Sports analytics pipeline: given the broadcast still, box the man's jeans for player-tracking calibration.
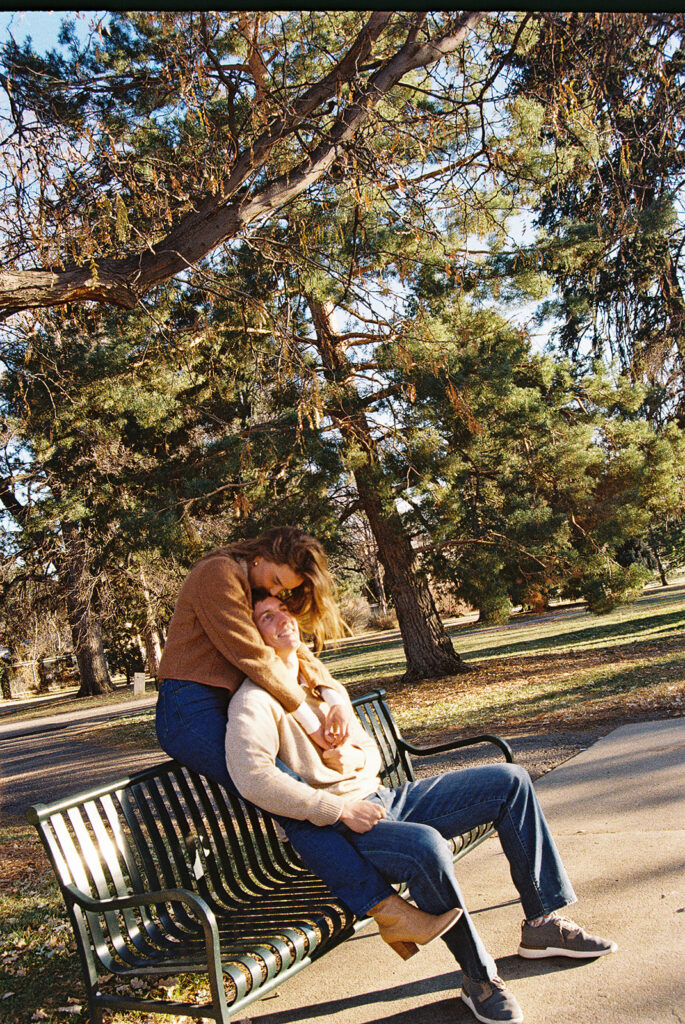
[155,678,394,915]
[335,769,577,981]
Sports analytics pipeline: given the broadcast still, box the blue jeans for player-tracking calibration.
[155,678,394,915]
[335,768,577,981]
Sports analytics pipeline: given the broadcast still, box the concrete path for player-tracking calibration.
[0,697,160,822]
[0,694,157,741]
[239,718,685,1024]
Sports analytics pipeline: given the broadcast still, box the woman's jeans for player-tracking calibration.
[337,769,577,981]
[155,678,394,915]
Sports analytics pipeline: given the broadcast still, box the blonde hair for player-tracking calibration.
[226,527,347,651]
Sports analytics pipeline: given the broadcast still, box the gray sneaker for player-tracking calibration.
[461,974,524,1024]
[518,914,618,959]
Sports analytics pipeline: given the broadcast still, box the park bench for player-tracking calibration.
[26,688,513,1024]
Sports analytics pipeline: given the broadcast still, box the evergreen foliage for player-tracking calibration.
[1,12,684,690]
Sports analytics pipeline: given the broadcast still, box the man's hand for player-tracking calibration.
[339,799,386,833]
[322,743,365,774]
[323,703,351,747]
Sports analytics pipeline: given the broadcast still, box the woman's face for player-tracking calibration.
[249,558,304,597]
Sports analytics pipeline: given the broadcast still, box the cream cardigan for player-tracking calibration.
[225,672,382,826]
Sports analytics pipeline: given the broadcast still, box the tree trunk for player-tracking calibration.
[65,580,112,696]
[648,531,669,587]
[354,470,468,681]
[140,566,163,676]
[61,524,113,696]
[374,564,389,618]
[309,297,467,682]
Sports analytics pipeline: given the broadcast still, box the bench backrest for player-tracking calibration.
[351,688,414,787]
[25,689,409,972]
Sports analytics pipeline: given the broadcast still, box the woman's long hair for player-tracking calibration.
[225,527,348,651]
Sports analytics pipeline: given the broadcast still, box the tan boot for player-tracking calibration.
[369,894,462,960]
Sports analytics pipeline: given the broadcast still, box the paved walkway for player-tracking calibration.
[0,694,157,741]
[241,718,685,1024]
[0,695,163,822]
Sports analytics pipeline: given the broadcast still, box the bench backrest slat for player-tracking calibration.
[352,690,414,787]
[99,792,145,894]
[171,769,236,909]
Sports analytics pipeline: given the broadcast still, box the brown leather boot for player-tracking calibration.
[369,894,462,960]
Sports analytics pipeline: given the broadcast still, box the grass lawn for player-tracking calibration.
[1,581,684,1023]
[323,580,685,739]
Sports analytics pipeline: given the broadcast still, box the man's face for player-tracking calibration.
[253,596,300,653]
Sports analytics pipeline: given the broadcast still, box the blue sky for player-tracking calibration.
[0,10,96,53]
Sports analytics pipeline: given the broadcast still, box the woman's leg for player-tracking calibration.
[156,677,236,789]
[341,808,497,982]
[155,679,394,915]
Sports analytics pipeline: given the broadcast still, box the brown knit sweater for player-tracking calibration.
[157,550,326,712]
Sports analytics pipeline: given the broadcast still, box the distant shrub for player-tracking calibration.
[339,594,373,633]
[580,556,652,615]
[369,610,398,631]
[432,589,472,618]
[479,595,513,625]
[521,588,550,615]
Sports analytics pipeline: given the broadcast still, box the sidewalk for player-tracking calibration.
[241,718,685,1024]
[0,693,157,741]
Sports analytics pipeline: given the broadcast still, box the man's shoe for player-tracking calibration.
[518,914,618,959]
[460,974,524,1024]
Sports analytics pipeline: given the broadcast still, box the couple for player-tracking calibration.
[156,527,616,1024]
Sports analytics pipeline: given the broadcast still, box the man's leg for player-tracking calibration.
[385,763,616,967]
[380,763,577,921]
[341,812,497,983]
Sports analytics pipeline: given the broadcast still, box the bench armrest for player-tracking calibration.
[397,733,514,763]
[63,882,217,925]
[62,883,227,1006]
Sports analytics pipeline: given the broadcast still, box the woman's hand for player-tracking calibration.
[308,724,332,750]
[322,743,365,774]
[339,799,386,833]
[323,703,351,747]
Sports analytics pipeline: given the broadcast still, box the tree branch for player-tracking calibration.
[0,11,483,319]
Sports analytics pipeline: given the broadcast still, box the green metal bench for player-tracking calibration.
[26,688,513,1023]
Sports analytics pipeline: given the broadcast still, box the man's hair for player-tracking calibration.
[250,587,273,609]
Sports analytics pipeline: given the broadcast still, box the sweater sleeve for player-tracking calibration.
[192,557,305,713]
[225,685,346,826]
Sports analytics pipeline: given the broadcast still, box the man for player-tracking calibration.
[225,593,617,1024]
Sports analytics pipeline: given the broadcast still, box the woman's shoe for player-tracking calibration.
[369,894,462,959]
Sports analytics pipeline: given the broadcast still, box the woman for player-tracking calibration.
[156,526,457,955]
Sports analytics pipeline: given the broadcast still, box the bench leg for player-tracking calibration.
[85,988,104,1024]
